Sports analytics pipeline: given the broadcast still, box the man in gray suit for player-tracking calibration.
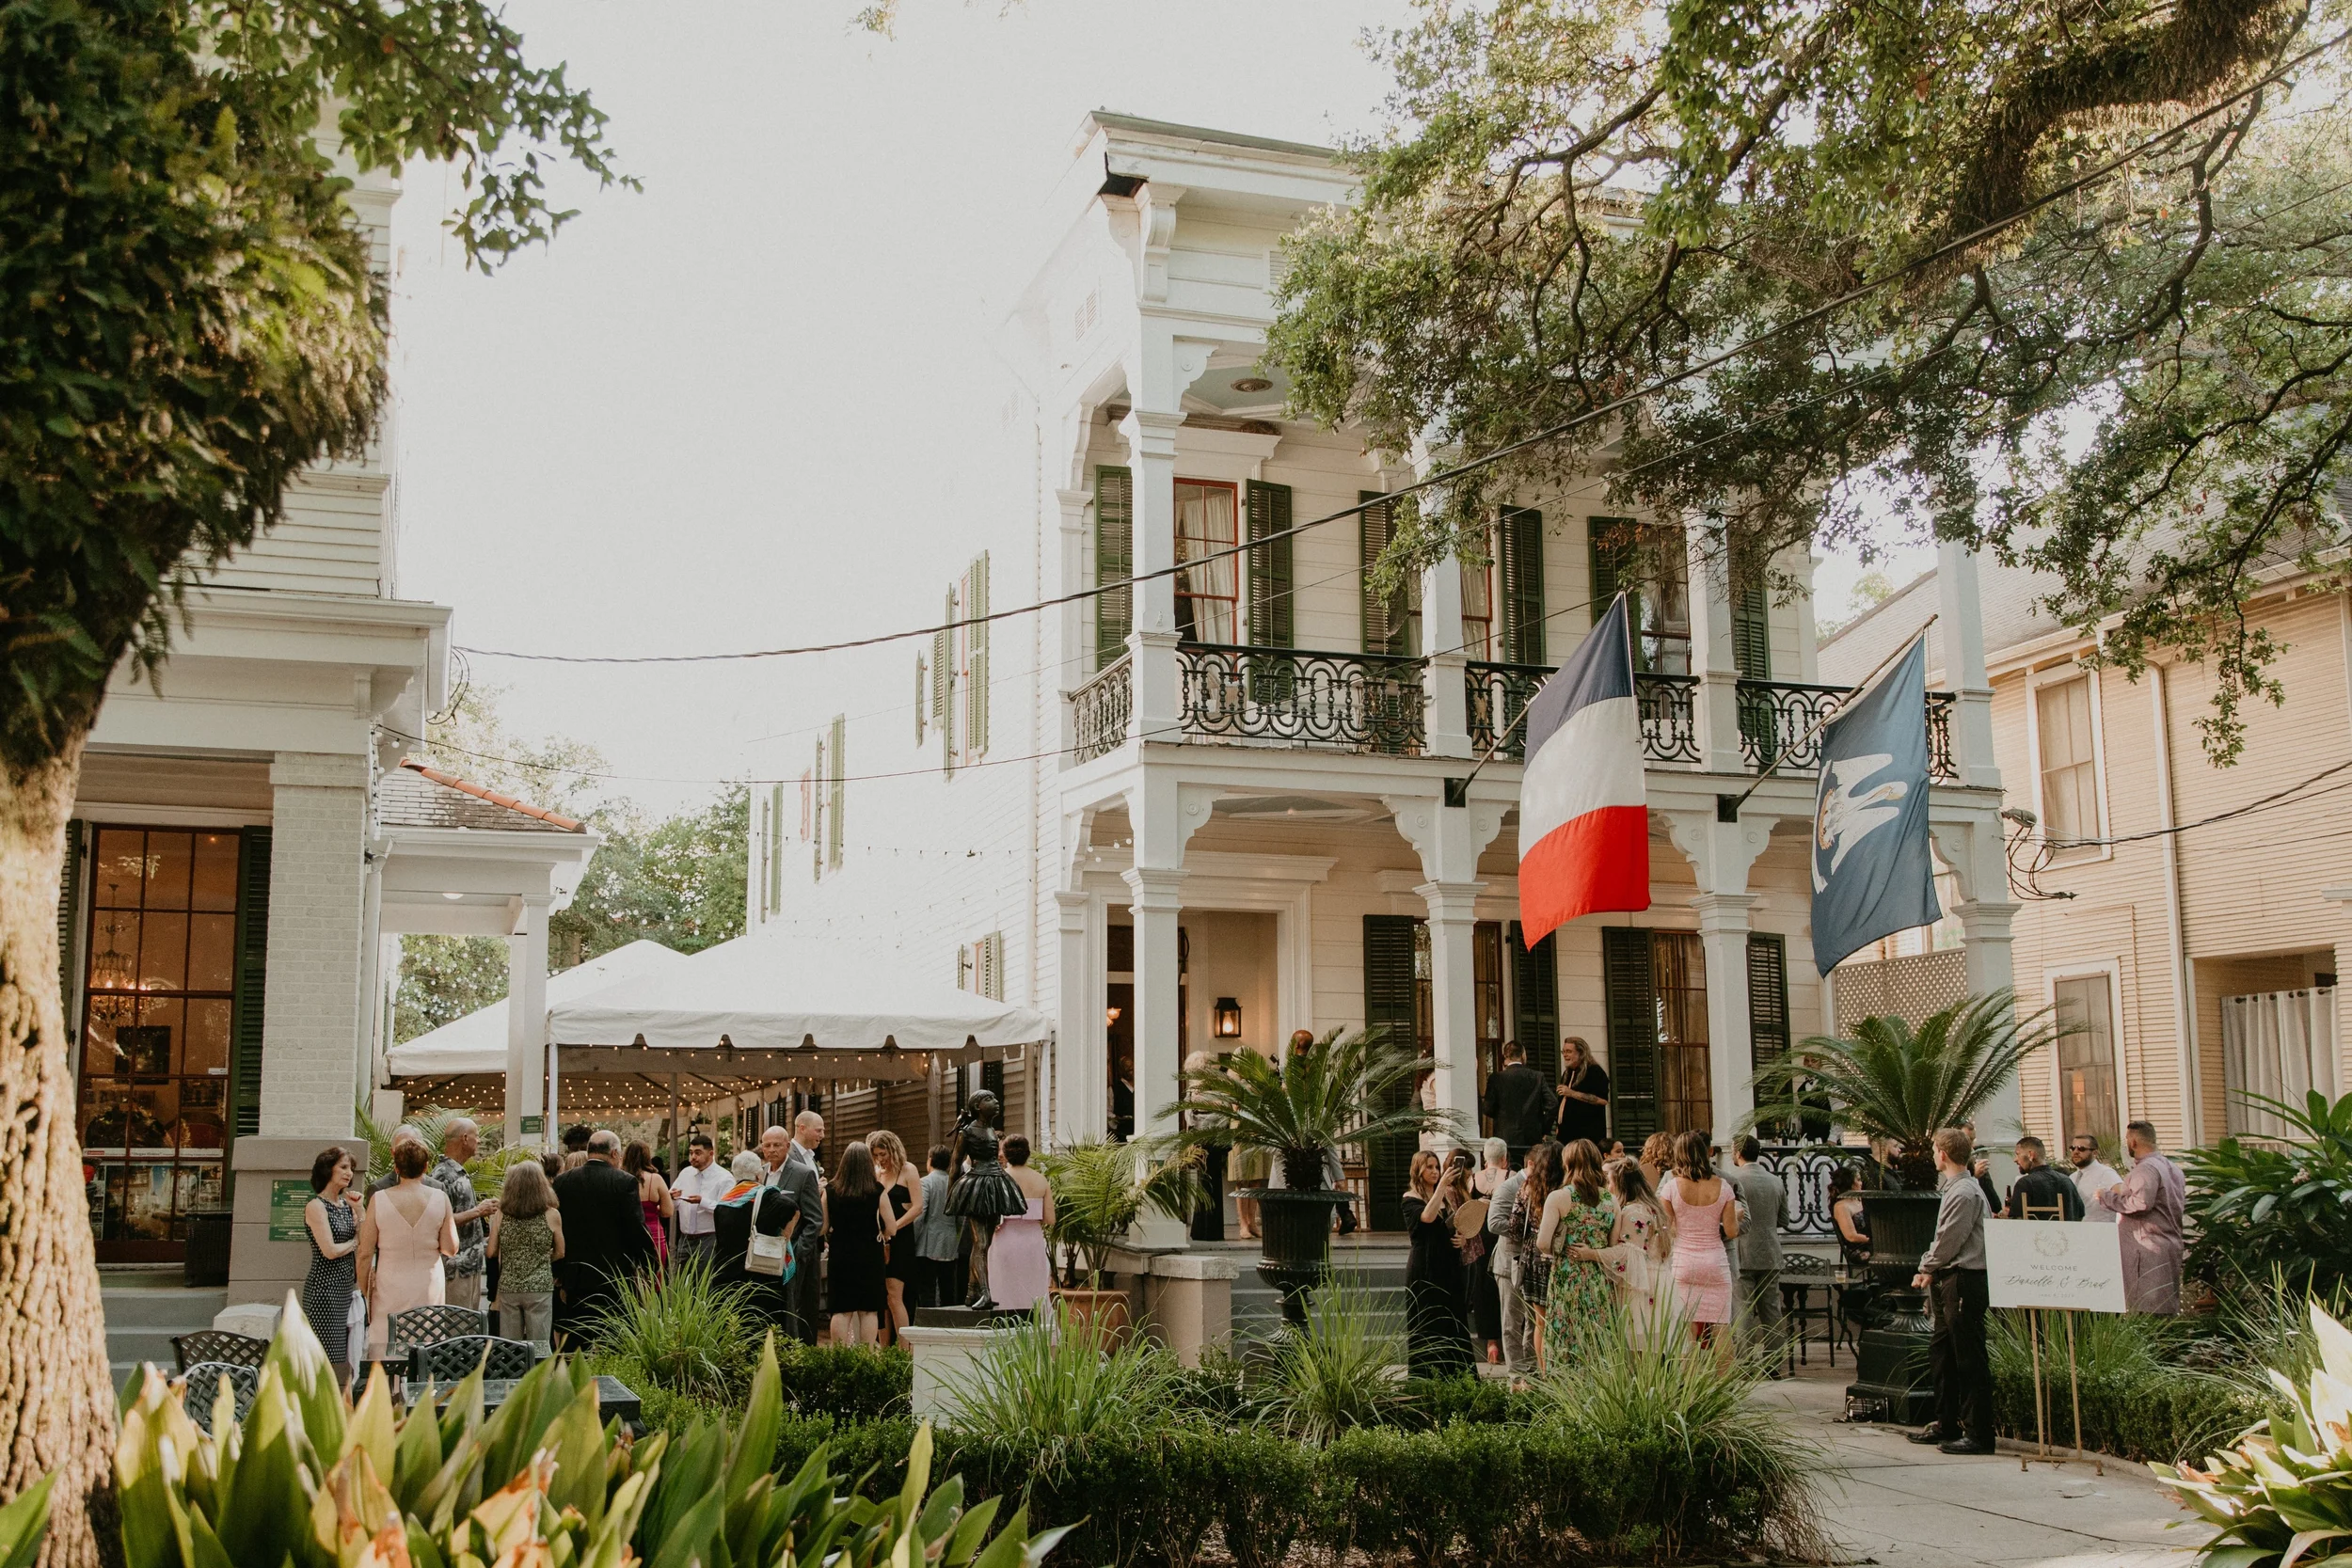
[760,1124,826,1343]
[1728,1135,1788,1370]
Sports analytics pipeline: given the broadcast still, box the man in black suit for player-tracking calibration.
[551,1129,657,1347]
[758,1123,827,1342]
[1481,1039,1551,1163]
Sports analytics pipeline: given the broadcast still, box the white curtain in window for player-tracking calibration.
[2222,987,2340,1137]
[1174,484,1236,642]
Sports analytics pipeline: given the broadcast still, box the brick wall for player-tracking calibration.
[260,752,370,1137]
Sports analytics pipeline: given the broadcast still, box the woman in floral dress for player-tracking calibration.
[1534,1138,1615,1368]
[1572,1156,1676,1342]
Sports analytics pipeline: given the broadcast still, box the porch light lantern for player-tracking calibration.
[1213,997,1242,1039]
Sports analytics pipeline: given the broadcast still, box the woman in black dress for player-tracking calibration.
[866,1130,922,1345]
[826,1141,888,1346]
[1404,1149,1474,1377]
[299,1146,360,1378]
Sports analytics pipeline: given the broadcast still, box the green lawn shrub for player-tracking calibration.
[1988,1308,2258,1463]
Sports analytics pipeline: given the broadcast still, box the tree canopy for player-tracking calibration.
[1270,0,2352,760]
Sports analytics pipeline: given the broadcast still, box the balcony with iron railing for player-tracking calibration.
[1071,644,1960,778]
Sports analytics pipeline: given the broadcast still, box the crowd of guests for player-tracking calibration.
[295,1107,1056,1376]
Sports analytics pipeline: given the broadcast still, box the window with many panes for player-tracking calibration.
[2036,673,2102,848]
[79,828,237,1255]
[2052,974,2120,1154]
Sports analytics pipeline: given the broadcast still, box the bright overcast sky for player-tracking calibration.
[388,0,1920,816]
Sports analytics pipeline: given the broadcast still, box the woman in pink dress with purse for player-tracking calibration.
[1657,1129,1740,1347]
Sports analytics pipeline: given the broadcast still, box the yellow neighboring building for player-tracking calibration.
[1820,551,2351,1155]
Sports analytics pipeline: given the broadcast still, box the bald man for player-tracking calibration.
[550,1130,657,1345]
[762,1124,827,1342]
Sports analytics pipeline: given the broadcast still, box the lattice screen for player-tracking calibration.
[1833,949,1969,1033]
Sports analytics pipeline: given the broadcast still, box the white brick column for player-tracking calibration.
[1937,539,2002,790]
[504,895,550,1149]
[1687,521,1745,773]
[1420,880,1484,1140]
[261,752,370,1138]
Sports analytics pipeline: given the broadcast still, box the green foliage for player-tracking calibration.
[390,935,513,1044]
[0,0,627,767]
[1269,0,2352,763]
[2160,1304,2352,1568]
[1255,1280,1408,1445]
[351,1099,535,1191]
[1038,1137,1202,1288]
[936,1304,1184,1471]
[2185,1091,2352,1298]
[1169,1026,1459,1191]
[0,1473,53,1568]
[1749,990,2057,1186]
[114,1293,1065,1568]
[1989,1307,2258,1465]
[587,1255,761,1405]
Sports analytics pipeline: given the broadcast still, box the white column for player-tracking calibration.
[1123,867,1186,1141]
[1693,892,1756,1140]
[505,895,550,1148]
[261,752,370,1139]
[1121,407,1184,744]
[1420,879,1483,1140]
[1686,523,1744,773]
[1422,550,1472,759]
[1054,890,1097,1145]
[1959,895,2026,1141]
[1936,539,2001,789]
[1057,486,1091,757]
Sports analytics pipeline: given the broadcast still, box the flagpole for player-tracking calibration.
[1720,613,1939,816]
[1446,593,1630,806]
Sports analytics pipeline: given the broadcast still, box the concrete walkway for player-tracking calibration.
[1763,1364,2206,1568]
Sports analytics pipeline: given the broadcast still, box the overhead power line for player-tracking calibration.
[453,26,2347,669]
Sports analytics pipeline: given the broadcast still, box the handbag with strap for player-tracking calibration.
[744,1188,799,1282]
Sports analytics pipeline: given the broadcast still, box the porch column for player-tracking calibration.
[1936,539,2002,789]
[1121,406,1184,743]
[258,752,369,1138]
[1123,866,1186,1142]
[505,895,550,1149]
[1420,880,1484,1141]
[1057,487,1091,757]
[1686,521,1745,773]
[1958,895,2026,1140]
[1692,892,1756,1142]
[1054,890,1098,1146]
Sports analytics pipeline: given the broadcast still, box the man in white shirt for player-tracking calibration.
[2067,1133,2123,1221]
[671,1133,733,1264]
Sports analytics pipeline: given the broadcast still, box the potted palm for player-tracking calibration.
[1749,989,2061,1422]
[1038,1137,1202,1343]
[1169,1026,1456,1321]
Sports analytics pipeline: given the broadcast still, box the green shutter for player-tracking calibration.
[1732,572,1772,678]
[812,738,825,881]
[1245,481,1294,648]
[941,584,958,779]
[230,827,272,1139]
[1600,927,1657,1142]
[1588,516,1645,672]
[1360,492,1417,657]
[1363,914,1422,1230]
[1499,507,1546,664]
[828,715,846,869]
[1507,921,1559,1084]
[967,554,990,756]
[56,820,83,1047]
[1096,466,1134,669]
[1747,931,1800,1131]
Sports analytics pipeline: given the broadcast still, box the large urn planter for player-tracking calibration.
[1846,1189,1942,1424]
[1049,1285,1133,1347]
[1252,1188,1352,1324]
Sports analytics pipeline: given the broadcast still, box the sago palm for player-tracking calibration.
[1038,1137,1202,1288]
[1747,990,2060,1187]
[1167,1026,1457,1191]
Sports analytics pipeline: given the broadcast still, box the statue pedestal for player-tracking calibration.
[900,1322,1021,1420]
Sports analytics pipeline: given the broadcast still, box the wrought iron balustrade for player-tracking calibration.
[1737,680,1961,781]
[1071,655,1131,764]
[1756,1143,1850,1240]
[1180,643,1425,754]
[1465,662,1702,765]
[1638,672,1702,764]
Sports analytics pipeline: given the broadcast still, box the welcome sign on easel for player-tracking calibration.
[1986,1218,2126,1472]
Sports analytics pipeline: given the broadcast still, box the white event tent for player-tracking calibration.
[386,939,688,1080]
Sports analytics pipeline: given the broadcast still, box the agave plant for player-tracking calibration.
[2160,1303,2352,1568]
[1747,990,2060,1188]
[1037,1137,1202,1289]
[114,1289,1069,1568]
[1167,1027,1456,1192]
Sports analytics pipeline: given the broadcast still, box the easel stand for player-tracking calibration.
[2021,1307,2101,1476]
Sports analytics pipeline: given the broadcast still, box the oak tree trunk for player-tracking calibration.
[0,736,120,1568]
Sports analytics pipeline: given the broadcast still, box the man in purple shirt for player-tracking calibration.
[2095,1120,2185,1313]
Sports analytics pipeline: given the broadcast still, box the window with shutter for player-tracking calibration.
[811,738,825,881]
[56,820,83,1047]
[967,553,990,757]
[1359,492,1419,656]
[1096,466,1134,669]
[1732,573,1772,678]
[1587,518,1691,673]
[827,715,846,870]
[767,784,785,916]
[1362,913,1423,1230]
[1600,927,1656,1141]
[1245,481,1294,648]
[1747,932,1808,1132]
[1499,507,1546,664]
[1507,921,1560,1084]
[231,827,272,1140]
[940,583,958,778]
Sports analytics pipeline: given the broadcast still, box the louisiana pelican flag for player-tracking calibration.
[1810,636,1941,975]
[1518,594,1649,944]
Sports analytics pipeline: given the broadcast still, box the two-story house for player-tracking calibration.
[1820,534,2352,1159]
[746,112,2024,1229]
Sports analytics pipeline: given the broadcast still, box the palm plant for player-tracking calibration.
[1255,1280,1406,1445]
[1037,1137,1203,1289]
[1747,990,2061,1187]
[2184,1090,2352,1298]
[1167,1026,1457,1192]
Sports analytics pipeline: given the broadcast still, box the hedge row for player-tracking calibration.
[1990,1359,2258,1464]
[756,1412,1800,1568]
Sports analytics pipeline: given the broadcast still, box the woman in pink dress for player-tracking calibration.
[990,1135,1055,1311]
[358,1139,457,1357]
[1657,1129,1740,1346]
[624,1141,673,1266]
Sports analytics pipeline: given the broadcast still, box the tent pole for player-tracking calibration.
[670,1073,681,1173]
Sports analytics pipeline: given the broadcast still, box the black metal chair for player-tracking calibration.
[1777,1256,1837,1370]
[384,1305,490,1363]
[171,1329,268,1375]
[409,1335,533,1386]
[182,1363,259,1434]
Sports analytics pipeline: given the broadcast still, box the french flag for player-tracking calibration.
[1518,594,1650,943]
